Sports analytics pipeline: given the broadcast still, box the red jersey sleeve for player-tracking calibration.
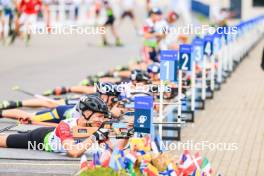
[19,0,26,13]
[143,25,151,33]
[55,121,73,142]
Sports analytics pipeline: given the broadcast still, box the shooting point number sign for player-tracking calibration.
[160,50,178,81]
[192,38,204,62]
[134,96,153,134]
[180,44,192,71]
[204,35,214,56]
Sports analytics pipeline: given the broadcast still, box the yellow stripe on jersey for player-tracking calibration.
[32,109,60,122]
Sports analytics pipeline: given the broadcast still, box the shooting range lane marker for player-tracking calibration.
[159,80,164,140]
[202,53,207,101]
[204,35,216,92]
[192,38,204,110]
[178,44,192,123]
[217,35,223,84]
[191,46,196,112]
[160,50,179,139]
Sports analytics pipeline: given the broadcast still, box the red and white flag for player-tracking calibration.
[192,152,202,170]
[80,154,88,170]
[179,150,195,176]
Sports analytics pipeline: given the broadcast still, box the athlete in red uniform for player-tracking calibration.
[18,0,42,44]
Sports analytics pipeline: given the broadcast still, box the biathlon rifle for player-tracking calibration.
[17,118,134,138]
[73,120,134,139]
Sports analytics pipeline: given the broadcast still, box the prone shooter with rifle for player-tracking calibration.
[0,95,134,157]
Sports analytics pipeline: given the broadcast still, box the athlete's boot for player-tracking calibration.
[115,38,123,47]
[8,29,17,45]
[103,39,110,47]
[43,87,69,96]
[25,33,31,47]
[0,100,22,110]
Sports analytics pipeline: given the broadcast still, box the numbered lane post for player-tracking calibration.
[204,35,215,96]
[160,50,178,138]
[179,44,192,122]
[214,33,223,86]
[192,38,204,110]
[227,33,234,72]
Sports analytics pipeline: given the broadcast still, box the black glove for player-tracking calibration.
[91,128,109,142]
[127,128,134,137]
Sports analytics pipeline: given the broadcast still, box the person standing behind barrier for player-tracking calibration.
[145,0,159,15]
[73,0,81,21]
[1,0,15,44]
[145,0,150,14]
[119,0,138,34]
[92,0,102,25]
[101,0,122,47]
[159,11,180,50]
[10,0,42,45]
[170,0,191,25]
[42,0,51,33]
[0,1,4,42]
[142,8,165,63]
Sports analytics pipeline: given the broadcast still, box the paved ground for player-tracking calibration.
[0,26,142,100]
[180,38,264,176]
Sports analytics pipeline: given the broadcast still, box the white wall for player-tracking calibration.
[199,0,264,20]
[242,0,264,20]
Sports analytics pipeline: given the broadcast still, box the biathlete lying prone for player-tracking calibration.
[0,95,131,157]
[0,62,158,109]
[0,82,127,123]
[0,62,193,113]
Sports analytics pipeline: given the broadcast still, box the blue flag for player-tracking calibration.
[154,136,165,152]
[93,152,101,166]
[109,147,125,171]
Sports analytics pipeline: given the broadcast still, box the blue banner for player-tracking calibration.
[134,96,153,134]
[134,109,152,133]
[160,50,178,61]
[134,96,153,109]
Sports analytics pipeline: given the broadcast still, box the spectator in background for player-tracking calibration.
[10,0,42,45]
[159,11,180,50]
[0,0,15,44]
[119,0,138,34]
[101,0,122,47]
[0,2,3,41]
[142,8,165,63]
